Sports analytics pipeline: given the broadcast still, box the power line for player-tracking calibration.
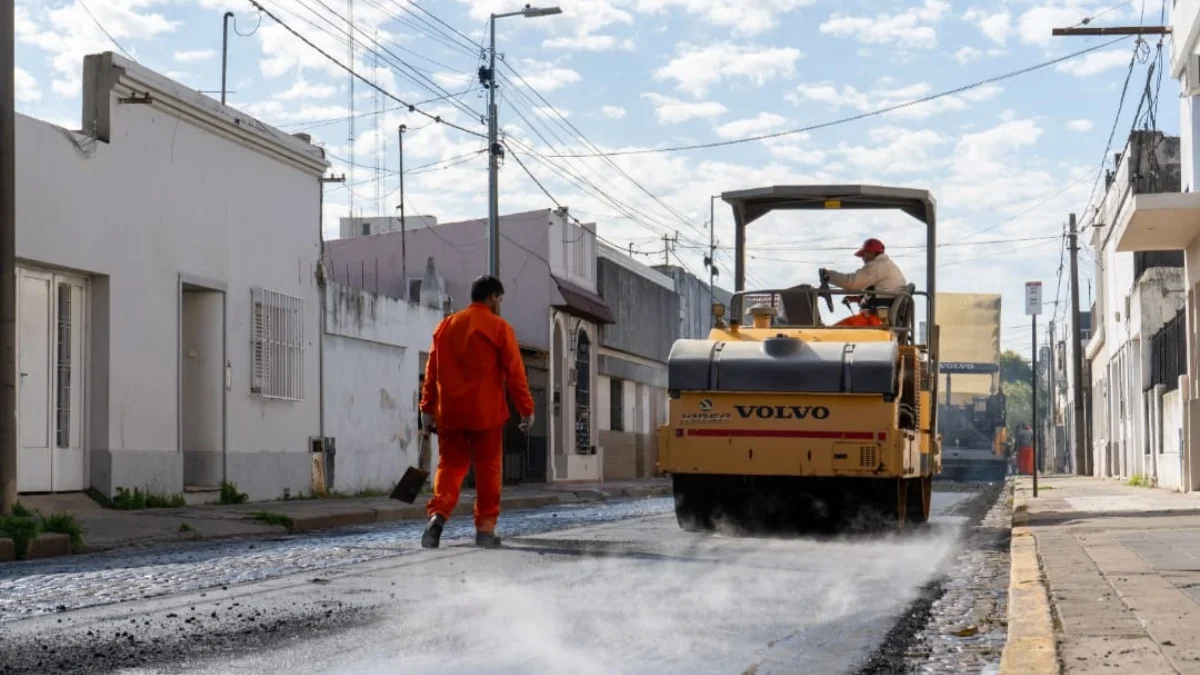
[78,0,133,59]
[546,37,1130,158]
[247,0,486,139]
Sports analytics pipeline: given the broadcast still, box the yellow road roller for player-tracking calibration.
[657,185,942,532]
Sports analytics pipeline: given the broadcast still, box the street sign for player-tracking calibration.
[1025,281,1043,316]
[939,362,1000,374]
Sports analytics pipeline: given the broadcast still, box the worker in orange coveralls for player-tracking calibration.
[419,275,535,550]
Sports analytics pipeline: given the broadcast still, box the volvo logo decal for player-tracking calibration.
[734,405,831,420]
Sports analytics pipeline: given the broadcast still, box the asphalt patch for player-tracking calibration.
[852,482,1004,675]
[0,600,380,674]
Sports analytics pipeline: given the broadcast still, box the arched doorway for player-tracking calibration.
[575,329,592,455]
[552,321,565,480]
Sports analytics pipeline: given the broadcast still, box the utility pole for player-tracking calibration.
[484,5,562,279]
[705,195,717,322]
[221,12,234,105]
[1,0,16,515]
[1068,213,1089,475]
[1049,318,1059,472]
[397,124,407,297]
[662,231,678,266]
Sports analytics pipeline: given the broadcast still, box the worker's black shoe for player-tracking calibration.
[421,515,445,549]
[475,531,502,549]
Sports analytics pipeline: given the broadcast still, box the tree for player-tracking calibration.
[1001,350,1032,385]
[999,350,1048,442]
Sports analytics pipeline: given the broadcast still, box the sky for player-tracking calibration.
[12,0,1180,356]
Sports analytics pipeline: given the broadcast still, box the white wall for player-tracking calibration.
[15,53,327,499]
[1163,387,1186,490]
[322,283,443,494]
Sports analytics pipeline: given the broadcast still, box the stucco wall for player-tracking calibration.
[16,54,326,500]
[324,210,554,351]
[322,283,443,494]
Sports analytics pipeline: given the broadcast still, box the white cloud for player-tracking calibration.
[543,35,635,51]
[788,81,1003,120]
[641,92,728,124]
[276,79,339,100]
[635,0,816,36]
[962,8,1011,46]
[513,58,582,92]
[836,127,949,173]
[819,0,950,49]
[601,105,628,119]
[714,112,788,139]
[955,46,983,65]
[654,42,803,98]
[174,49,216,63]
[14,67,42,104]
[1055,49,1131,77]
[1067,118,1094,132]
[1017,6,1090,46]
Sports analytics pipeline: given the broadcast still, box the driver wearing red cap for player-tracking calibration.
[820,238,907,328]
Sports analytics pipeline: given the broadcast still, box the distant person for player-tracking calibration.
[820,238,908,327]
[419,275,535,549]
[1016,423,1034,475]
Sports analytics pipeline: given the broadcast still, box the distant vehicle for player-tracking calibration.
[657,185,941,533]
[934,293,1008,483]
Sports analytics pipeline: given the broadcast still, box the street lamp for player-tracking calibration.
[485,4,562,279]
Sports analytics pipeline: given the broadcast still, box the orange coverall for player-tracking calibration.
[834,310,883,327]
[420,302,535,533]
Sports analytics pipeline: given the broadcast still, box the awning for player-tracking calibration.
[1114,192,1200,252]
[551,275,615,325]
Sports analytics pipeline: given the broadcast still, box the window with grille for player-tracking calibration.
[251,288,305,400]
[55,283,72,448]
[610,378,624,431]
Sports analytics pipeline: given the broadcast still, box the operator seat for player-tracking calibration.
[888,283,917,333]
[780,284,821,327]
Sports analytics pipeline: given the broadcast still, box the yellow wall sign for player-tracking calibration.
[824,199,841,208]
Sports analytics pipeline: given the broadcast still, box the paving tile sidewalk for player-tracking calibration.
[1015,475,1200,674]
[14,478,671,555]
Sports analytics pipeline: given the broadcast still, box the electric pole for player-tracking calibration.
[705,195,718,323]
[1,0,16,515]
[397,124,407,297]
[662,231,678,266]
[1048,318,1058,472]
[1068,213,1089,476]
[221,12,235,105]
[484,6,562,280]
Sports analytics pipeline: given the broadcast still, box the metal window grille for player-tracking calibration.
[55,283,72,448]
[1149,309,1185,392]
[251,288,305,400]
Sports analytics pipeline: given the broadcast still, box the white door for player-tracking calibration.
[17,268,87,493]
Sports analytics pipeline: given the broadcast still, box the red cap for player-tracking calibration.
[855,238,885,257]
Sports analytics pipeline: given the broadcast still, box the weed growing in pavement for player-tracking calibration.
[1127,473,1151,487]
[0,508,85,558]
[179,523,195,533]
[220,481,249,505]
[252,511,294,530]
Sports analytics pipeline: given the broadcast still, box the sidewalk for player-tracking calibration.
[11,478,671,556]
[1002,475,1200,674]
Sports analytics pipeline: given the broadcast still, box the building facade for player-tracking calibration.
[15,52,328,501]
[1085,129,1189,487]
[595,245,679,480]
[324,208,615,483]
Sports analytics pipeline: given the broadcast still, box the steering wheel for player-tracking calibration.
[817,270,835,314]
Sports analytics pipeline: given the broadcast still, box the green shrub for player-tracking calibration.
[219,481,249,505]
[38,512,84,553]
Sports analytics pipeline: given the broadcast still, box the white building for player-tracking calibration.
[338,214,438,240]
[1087,128,1189,488]
[321,271,445,494]
[14,53,329,501]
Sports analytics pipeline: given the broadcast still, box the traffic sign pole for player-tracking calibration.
[1026,281,1043,498]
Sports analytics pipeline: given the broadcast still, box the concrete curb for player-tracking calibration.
[999,482,1059,675]
[0,532,74,562]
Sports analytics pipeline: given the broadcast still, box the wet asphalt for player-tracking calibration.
[0,490,987,674]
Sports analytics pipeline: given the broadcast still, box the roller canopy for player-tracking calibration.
[721,184,936,228]
[668,337,898,395]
